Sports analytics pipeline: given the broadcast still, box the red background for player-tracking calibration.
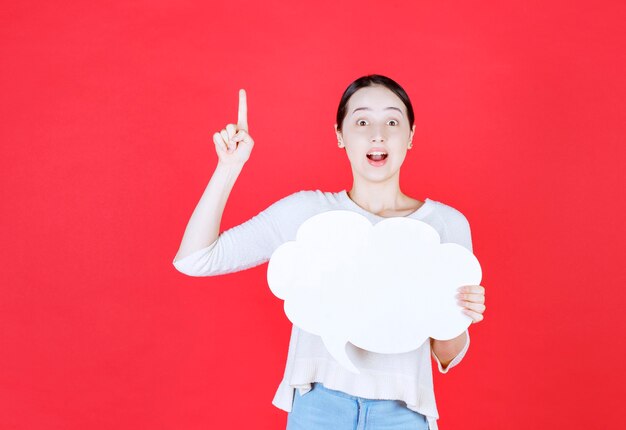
[2,1,625,429]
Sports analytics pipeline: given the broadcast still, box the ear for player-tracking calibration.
[408,124,415,148]
[335,124,344,148]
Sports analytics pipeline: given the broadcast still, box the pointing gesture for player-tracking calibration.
[213,88,255,166]
[237,88,248,132]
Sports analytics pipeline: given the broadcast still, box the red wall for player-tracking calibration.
[2,1,624,429]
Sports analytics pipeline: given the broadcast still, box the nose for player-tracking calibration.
[370,125,385,143]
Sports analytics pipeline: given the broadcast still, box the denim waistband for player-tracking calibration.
[311,382,400,403]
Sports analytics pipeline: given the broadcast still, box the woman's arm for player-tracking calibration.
[173,88,254,263]
[173,163,243,263]
[429,205,475,373]
[172,189,311,277]
[431,330,469,372]
[171,91,317,277]
[432,280,486,371]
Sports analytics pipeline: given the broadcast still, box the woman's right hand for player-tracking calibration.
[213,89,255,166]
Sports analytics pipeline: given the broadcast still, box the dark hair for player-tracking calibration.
[335,74,415,133]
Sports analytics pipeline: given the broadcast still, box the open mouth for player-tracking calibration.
[366,151,388,161]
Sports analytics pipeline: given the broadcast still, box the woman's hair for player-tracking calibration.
[335,74,415,133]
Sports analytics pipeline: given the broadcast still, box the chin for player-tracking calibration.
[358,170,399,183]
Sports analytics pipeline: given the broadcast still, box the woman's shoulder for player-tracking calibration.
[427,198,471,226]
[264,189,342,214]
[278,189,343,203]
[260,190,342,238]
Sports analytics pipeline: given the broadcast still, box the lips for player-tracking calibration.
[366,147,388,161]
[365,147,388,167]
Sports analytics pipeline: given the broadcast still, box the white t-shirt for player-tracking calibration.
[173,189,474,430]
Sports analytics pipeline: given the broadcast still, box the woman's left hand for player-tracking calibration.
[456,284,486,323]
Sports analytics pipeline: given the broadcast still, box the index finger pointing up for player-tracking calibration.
[237,88,248,132]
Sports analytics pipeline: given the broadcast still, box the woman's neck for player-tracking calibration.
[347,181,409,215]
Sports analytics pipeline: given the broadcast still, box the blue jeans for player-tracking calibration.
[286,382,430,430]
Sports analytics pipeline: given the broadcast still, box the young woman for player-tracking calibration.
[173,74,487,430]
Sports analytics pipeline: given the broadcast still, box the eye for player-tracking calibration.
[388,119,399,126]
[357,119,368,126]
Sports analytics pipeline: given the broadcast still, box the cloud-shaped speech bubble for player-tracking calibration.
[266,210,482,374]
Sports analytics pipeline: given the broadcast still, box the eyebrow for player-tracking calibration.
[351,107,404,117]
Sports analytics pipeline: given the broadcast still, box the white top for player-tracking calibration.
[172,189,474,430]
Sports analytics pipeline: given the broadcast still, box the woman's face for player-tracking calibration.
[335,85,415,185]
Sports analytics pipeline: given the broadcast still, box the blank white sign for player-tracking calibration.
[267,210,482,374]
